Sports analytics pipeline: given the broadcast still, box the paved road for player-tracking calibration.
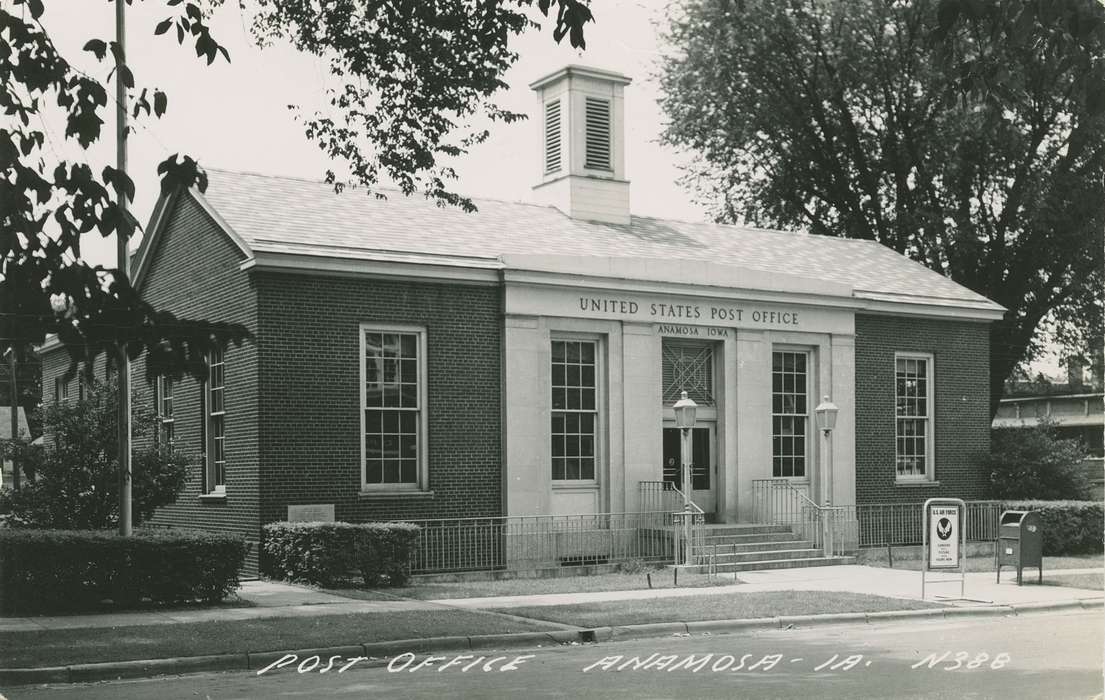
[4,610,1101,699]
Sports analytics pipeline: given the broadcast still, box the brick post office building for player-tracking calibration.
[40,67,1004,569]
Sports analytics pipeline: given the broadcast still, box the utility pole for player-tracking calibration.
[7,348,18,491]
[115,0,132,536]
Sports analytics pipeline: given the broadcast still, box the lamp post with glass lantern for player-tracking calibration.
[814,395,839,556]
[673,390,698,566]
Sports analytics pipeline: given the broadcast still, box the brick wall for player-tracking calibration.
[854,313,991,504]
[254,273,503,527]
[134,193,261,568]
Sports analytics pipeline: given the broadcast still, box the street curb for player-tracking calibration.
[864,609,946,622]
[940,606,1015,619]
[610,622,688,640]
[1009,601,1093,615]
[1,599,1099,686]
[778,612,869,628]
[684,618,775,634]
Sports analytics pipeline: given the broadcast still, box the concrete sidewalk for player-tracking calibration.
[440,565,1103,609]
[1,564,1099,633]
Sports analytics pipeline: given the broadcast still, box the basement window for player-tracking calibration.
[584,97,612,170]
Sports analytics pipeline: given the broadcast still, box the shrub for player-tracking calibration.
[0,528,248,614]
[1001,500,1104,555]
[262,521,420,587]
[981,420,1092,500]
[0,377,190,529]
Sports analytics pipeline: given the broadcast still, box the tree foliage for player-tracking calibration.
[251,0,595,210]
[0,377,190,528]
[659,0,1105,413]
[982,420,1092,500]
[1,0,593,377]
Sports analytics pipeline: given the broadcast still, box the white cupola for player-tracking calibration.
[529,65,632,225]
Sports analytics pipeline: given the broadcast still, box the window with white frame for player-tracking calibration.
[361,326,425,489]
[206,348,226,493]
[54,376,68,403]
[551,339,597,481]
[771,350,809,478]
[895,353,933,479]
[156,375,175,452]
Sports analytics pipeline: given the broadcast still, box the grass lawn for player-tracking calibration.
[326,570,737,602]
[0,610,557,668]
[498,591,943,628]
[868,554,1103,573]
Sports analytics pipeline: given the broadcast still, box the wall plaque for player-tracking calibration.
[287,504,336,523]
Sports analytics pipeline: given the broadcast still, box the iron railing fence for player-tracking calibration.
[639,480,710,567]
[751,478,858,556]
[856,500,1003,547]
[639,480,682,517]
[752,480,1006,552]
[395,510,679,574]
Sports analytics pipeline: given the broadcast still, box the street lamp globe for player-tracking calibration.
[673,390,697,430]
[815,395,839,434]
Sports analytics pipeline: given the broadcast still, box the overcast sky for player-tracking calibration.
[42,0,704,268]
[35,0,1068,377]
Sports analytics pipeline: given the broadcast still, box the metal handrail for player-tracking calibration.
[669,485,705,568]
[671,485,705,515]
[752,478,852,557]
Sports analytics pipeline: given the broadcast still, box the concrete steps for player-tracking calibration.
[698,539,815,554]
[702,547,824,563]
[684,555,857,574]
[682,523,854,573]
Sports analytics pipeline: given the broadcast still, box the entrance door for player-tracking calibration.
[662,423,717,515]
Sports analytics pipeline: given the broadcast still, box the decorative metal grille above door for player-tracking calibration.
[662,341,715,405]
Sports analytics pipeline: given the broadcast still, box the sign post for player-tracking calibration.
[921,498,967,600]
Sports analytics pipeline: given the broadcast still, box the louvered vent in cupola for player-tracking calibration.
[584,97,611,170]
[544,99,562,173]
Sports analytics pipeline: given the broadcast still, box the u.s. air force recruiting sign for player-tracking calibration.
[928,505,960,569]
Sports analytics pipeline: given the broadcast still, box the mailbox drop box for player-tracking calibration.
[996,510,1043,585]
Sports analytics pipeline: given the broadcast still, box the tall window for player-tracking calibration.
[156,375,175,451]
[362,326,424,489]
[551,339,597,481]
[896,354,933,479]
[772,350,809,478]
[54,376,68,403]
[206,348,226,493]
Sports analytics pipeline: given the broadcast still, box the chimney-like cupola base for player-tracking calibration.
[530,65,632,226]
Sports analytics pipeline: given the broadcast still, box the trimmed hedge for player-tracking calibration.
[0,528,248,614]
[262,522,420,587]
[1003,501,1104,555]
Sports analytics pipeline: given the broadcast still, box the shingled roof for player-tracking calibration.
[163,168,1003,316]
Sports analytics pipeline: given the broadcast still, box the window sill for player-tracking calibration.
[358,489,435,499]
[895,480,941,488]
[198,493,227,502]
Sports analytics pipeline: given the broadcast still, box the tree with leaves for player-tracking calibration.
[1,0,594,381]
[659,0,1105,415]
[0,377,191,528]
